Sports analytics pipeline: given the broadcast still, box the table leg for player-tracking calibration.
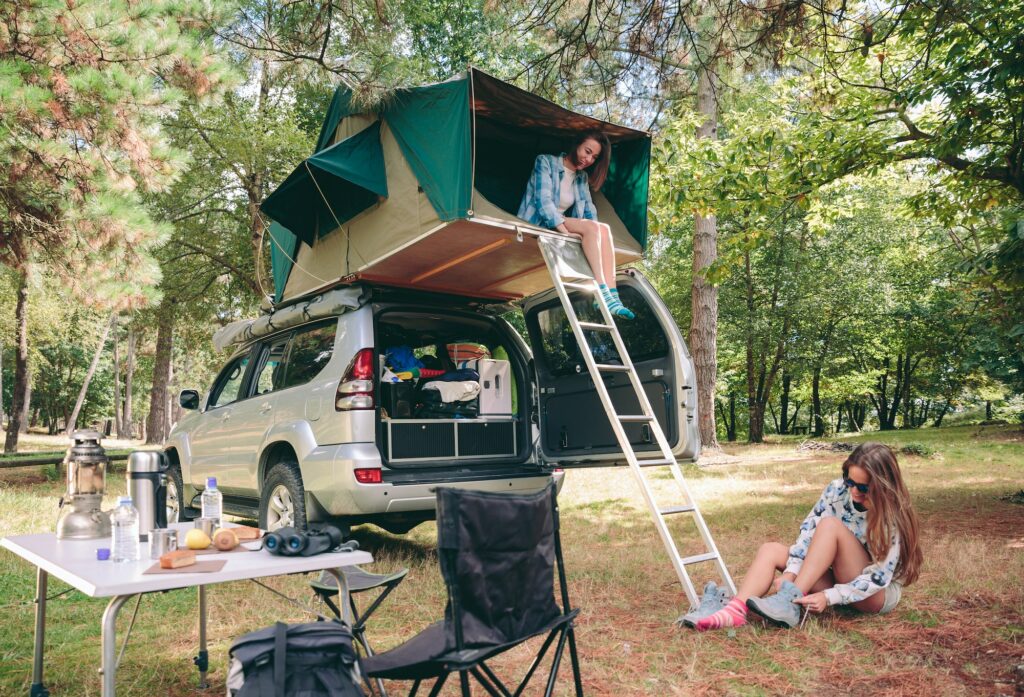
[323,569,353,626]
[194,584,210,689]
[100,594,133,697]
[30,567,49,697]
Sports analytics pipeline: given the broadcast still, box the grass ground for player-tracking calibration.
[1,424,1022,696]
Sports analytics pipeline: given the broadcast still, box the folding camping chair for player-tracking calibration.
[360,482,583,697]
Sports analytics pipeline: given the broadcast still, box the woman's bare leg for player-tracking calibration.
[562,218,607,286]
[735,542,789,602]
[793,516,886,613]
[598,223,616,289]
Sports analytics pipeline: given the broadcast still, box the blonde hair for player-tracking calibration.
[843,443,923,586]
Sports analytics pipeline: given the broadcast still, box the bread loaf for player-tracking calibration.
[231,525,262,541]
[212,528,239,551]
[159,549,196,569]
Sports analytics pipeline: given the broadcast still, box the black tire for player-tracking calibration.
[164,462,198,523]
[259,461,308,532]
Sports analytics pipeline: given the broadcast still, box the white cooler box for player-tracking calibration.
[462,358,512,416]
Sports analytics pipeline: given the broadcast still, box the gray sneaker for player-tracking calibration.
[746,580,803,628]
[676,581,729,628]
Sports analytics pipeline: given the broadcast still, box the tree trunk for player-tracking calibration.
[0,345,5,427]
[146,306,174,445]
[933,400,949,427]
[811,367,824,436]
[123,326,136,438]
[779,371,792,434]
[65,314,116,435]
[22,382,32,433]
[986,400,992,420]
[113,324,124,438]
[728,391,737,442]
[689,63,720,452]
[4,268,31,453]
[749,401,765,443]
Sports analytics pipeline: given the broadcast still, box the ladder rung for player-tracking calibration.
[562,281,596,292]
[618,414,653,423]
[578,321,613,331]
[594,363,630,373]
[635,458,674,467]
[659,505,695,515]
[680,552,719,566]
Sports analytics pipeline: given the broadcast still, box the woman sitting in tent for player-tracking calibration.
[518,131,635,319]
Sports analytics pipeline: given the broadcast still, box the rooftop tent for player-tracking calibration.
[264,68,652,305]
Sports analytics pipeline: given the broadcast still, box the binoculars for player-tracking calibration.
[264,524,354,557]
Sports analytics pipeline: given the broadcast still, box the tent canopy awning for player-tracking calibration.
[260,120,388,246]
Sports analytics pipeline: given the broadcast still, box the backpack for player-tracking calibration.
[226,621,365,697]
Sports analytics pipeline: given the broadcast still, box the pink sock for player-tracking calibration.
[695,597,748,631]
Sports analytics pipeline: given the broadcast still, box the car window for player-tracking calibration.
[280,322,336,389]
[251,337,290,396]
[208,353,251,409]
[535,287,668,377]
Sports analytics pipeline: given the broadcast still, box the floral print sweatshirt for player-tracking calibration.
[785,478,901,606]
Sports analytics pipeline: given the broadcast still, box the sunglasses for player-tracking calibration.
[844,477,869,494]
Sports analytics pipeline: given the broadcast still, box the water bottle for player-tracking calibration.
[111,496,140,563]
[201,477,223,528]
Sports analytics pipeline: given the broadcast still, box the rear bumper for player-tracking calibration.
[301,442,562,518]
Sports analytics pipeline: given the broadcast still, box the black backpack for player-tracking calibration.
[227,621,365,697]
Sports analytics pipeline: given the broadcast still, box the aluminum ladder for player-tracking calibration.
[536,236,735,607]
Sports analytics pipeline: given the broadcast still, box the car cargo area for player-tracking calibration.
[374,308,529,468]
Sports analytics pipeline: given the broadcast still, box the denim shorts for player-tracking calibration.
[879,582,902,614]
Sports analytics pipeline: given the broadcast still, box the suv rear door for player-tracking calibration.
[522,268,699,466]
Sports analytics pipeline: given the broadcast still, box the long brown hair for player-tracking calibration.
[843,443,923,585]
[568,130,612,191]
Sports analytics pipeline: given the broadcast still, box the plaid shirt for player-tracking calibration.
[517,153,599,229]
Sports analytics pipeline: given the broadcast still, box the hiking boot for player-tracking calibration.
[746,580,803,628]
[676,581,729,628]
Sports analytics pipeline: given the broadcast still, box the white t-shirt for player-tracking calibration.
[559,163,576,212]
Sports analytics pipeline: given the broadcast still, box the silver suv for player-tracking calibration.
[165,271,700,533]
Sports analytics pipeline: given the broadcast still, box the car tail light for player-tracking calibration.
[354,468,382,484]
[336,348,375,411]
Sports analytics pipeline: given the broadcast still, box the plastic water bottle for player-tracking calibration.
[111,496,140,563]
[201,477,223,527]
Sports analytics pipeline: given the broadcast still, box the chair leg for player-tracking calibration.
[513,630,559,697]
[409,678,421,697]
[543,628,570,697]
[477,662,512,697]
[470,666,508,697]
[459,671,471,697]
[426,673,448,697]
[566,625,584,696]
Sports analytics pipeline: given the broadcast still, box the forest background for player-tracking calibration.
[1,0,1022,453]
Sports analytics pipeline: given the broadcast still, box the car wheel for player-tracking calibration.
[259,462,308,532]
[164,462,197,523]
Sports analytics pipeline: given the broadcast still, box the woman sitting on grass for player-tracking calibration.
[517,130,634,319]
[685,442,923,630]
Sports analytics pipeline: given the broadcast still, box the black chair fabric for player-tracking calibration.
[361,482,582,695]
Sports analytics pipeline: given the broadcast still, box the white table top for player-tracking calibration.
[0,523,373,598]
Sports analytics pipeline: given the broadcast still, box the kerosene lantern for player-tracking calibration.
[56,430,112,539]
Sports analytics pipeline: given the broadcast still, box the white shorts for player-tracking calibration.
[878,582,902,614]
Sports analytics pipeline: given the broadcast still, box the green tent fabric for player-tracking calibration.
[261,120,388,247]
[602,137,651,250]
[384,80,472,221]
[268,222,298,300]
[315,87,353,153]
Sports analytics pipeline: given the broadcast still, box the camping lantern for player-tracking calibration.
[56,430,112,539]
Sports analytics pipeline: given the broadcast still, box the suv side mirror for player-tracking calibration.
[179,389,201,410]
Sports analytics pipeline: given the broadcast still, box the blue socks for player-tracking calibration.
[598,284,635,320]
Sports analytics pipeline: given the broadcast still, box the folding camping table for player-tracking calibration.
[0,522,373,697]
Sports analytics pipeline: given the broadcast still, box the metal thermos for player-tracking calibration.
[126,451,168,540]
